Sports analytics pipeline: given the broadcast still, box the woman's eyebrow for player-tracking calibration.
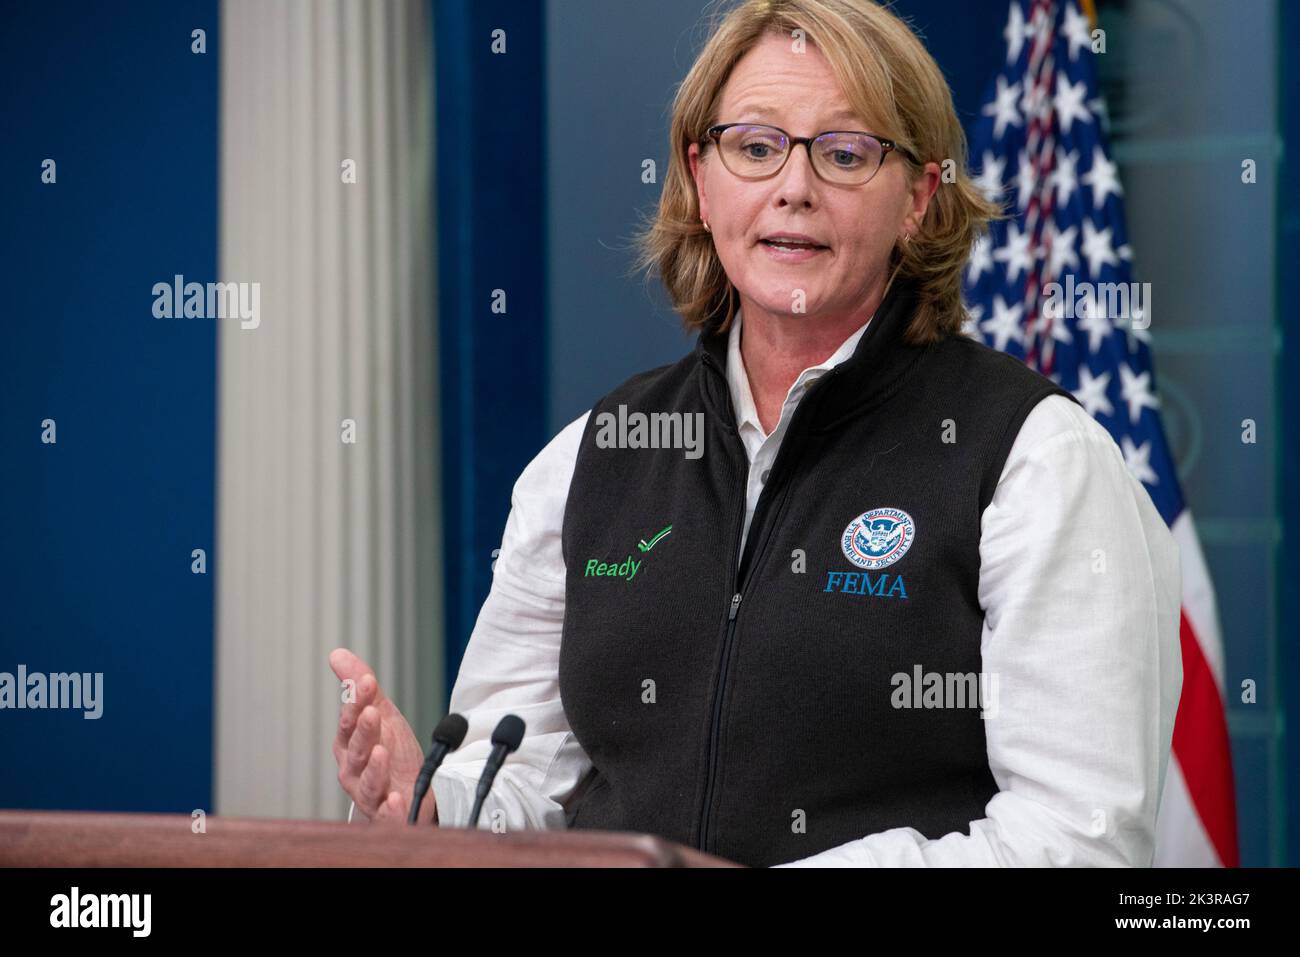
[729,103,867,127]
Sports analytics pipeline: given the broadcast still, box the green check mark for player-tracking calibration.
[637,525,673,552]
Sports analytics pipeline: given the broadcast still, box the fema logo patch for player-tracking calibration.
[840,507,915,569]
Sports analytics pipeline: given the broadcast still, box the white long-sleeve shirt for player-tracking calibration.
[402,312,1183,866]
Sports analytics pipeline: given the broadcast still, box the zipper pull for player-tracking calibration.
[728,592,742,621]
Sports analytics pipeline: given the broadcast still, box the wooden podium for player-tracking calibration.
[0,811,739,868]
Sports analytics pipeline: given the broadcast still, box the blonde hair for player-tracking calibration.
[631,0,1002,343]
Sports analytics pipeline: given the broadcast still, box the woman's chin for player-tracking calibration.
[746,294,830,319]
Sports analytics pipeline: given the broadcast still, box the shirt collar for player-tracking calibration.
[726,308,873,436]
[694,272,925,435]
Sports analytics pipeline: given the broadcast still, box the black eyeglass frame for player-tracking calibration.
[702,122,922,184]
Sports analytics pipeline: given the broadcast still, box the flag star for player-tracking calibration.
[1071,366,1114,417]
[1042,303,1076,345]
[1062,3,1093,61]
[1121,435,1158,486]
[973,150,1007,202]
[1050,145,1080,207]
[967,231,994,283]
[1118,243,1133,261]
[1015,147,1035,211]
[1118,362,1160,424]
[983,74,1024,140]
[1004,1,1028,64]
[961,303,984,339]
[1046,221,1080,278]
[993,221,1034,283]
[1054,73,1093,134]
[981,294,1025,352]
[1081,145,1123,209]
[1032,305,1074,351]
[1076,292,1113,354]
[1081,218,1120,275]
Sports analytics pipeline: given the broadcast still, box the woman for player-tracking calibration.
[331,0,1181,867]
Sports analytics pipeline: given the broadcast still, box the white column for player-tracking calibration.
[216,0,440,819]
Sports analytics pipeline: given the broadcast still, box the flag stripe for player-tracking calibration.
[1171,608,1240,866]
[1155,759,1220,867]
[1166,512,1238,867]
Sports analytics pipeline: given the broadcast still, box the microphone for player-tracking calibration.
[466,714,526,829]
[408,713,469,825]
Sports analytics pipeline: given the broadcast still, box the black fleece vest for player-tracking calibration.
[558,275,1080,867]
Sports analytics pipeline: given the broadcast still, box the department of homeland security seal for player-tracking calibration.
[840,507,916,569]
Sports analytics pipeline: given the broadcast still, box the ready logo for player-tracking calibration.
[584,524,671,583]
[637,524,672,552]
[824,507,913,600]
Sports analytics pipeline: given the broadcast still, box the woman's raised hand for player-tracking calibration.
[329,648,436,824]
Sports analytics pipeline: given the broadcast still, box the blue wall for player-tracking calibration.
[0,0,218,813]
[1278,0,1300,869]
[436,0,549,678]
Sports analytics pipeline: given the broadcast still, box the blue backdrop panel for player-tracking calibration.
[435,0,549,680]
[0,0,218,812]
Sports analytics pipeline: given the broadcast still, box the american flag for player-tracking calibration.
[961,0,1239,866]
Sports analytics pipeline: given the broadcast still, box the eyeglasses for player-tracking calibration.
[702,122,920,186]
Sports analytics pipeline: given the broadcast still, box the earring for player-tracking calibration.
[702,218,711,233]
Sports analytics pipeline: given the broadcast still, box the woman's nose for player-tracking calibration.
[773,146,819,206]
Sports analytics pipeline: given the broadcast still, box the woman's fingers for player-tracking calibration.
[357,744,391,814]
[345,705,380,778]
[330,648,409,819]
[356,671,388,712]
[330,649,377,717]
[328,647,370,685]
[330,648,379,761]
[342,675,380,743]
[381,790,406,821]
[333,681,375,760]
[333,699,357,764]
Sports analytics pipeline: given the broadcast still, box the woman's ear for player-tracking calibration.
[688,141,709,225]
[903,160,942,235]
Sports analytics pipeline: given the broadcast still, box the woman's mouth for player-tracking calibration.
[760,238,829,261]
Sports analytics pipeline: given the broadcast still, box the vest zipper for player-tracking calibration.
[694,355,838,855]
[698,592,742,854]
